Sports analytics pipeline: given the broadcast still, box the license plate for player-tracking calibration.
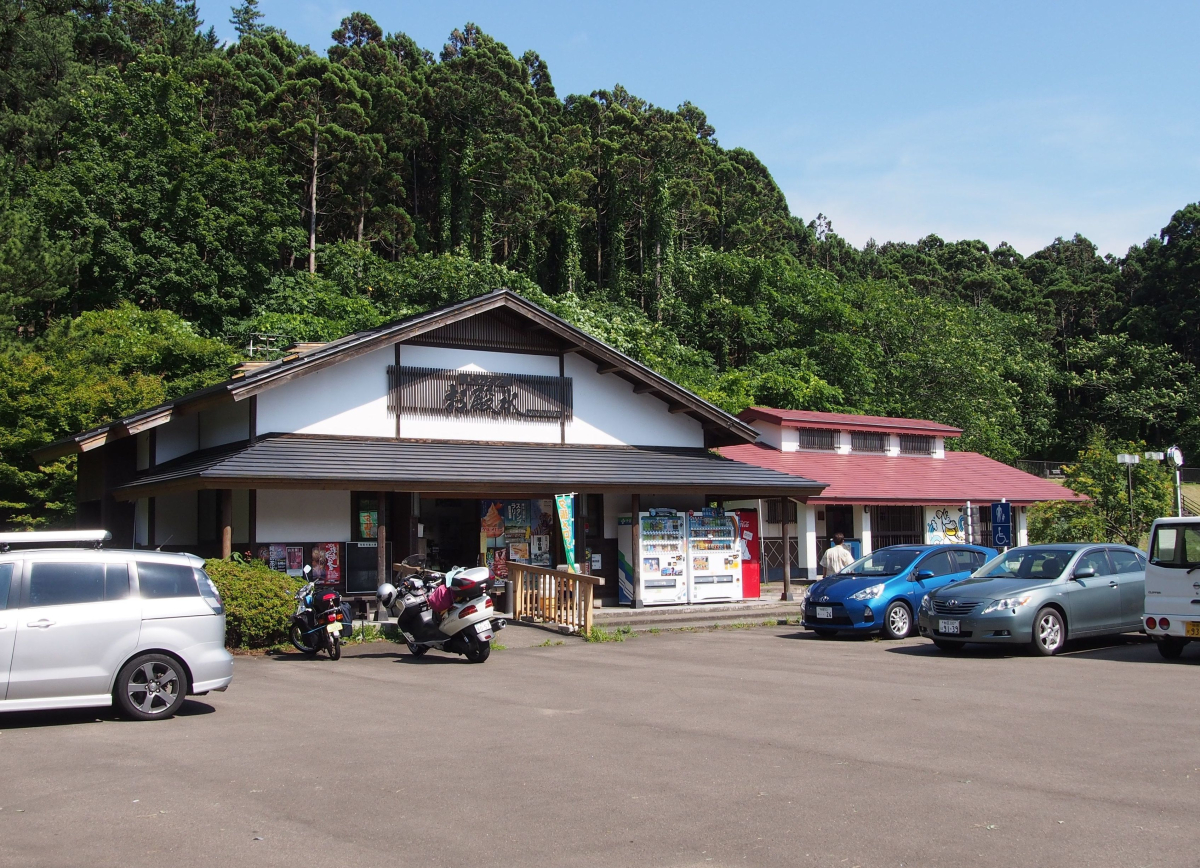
[475,621,493,638]
[326,622,340,633]
[939,620,960,635]
[815,606,833,619]
[1186,622,1200,638]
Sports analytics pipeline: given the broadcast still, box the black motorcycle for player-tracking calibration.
[289,565,352,660]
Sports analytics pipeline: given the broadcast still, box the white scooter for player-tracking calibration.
[377,554,506,663]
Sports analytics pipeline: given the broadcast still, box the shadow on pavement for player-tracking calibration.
[0,698,213,729]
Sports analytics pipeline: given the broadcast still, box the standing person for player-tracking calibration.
[820,532,855,575]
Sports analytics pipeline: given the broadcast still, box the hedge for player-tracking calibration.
[204,558,302,649]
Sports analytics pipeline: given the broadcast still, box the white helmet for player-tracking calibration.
[376,583,399,609]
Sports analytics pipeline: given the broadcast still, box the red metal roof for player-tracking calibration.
[718,443,1084,505]
[739,407,962,437]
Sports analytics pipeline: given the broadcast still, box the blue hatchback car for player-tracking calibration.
[803,544,998,639]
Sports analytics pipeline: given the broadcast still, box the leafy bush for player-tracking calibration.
[204,558,301,649]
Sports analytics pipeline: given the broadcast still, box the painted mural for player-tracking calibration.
[925,507,966,545]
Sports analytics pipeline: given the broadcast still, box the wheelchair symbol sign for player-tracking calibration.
[990,502,1012,548]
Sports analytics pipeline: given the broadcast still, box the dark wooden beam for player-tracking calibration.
[668,404,691,414]
[596,362,620,374]
[633,384,657,395]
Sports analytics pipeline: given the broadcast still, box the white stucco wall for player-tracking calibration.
[154,492,197,546]
[256,489,351,542]
[564,354,703,447]
[155,414,198,464]
[199,400,250,449]
[257,345,395,438]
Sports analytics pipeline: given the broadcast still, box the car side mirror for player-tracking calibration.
[913,570,935,581]
[1072,566,1095,580]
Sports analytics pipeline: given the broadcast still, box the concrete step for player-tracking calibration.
[593,599,803,630]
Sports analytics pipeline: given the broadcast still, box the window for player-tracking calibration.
[1077,550,1113,577]
[136,561,199,598]
[105,564,130,600]
[918,550,956,576]
[899,434,933,455]
[1108,549,1143,574]
[766,499,795,524]
[869,506,924,547]
[28,562,110,607]
[796,428,835,450]
[850,431,887,453]
[1150,524,1200,568]
[0,563,12,610]
[950,549,982,572]
[352,492,381,541]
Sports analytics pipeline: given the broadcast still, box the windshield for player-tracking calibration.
[976,548,1074,580]
[1149,524,1200,568]
[837,549,920,577]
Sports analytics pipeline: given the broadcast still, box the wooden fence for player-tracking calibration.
[509,563,603,635]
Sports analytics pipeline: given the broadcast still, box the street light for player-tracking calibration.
[1168,446,1185,517]
[1116,453,1139,531]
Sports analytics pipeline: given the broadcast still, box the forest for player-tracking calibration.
[1,0,1199,529]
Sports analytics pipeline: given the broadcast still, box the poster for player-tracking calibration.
[311,543,341,584]
[662,556,684,576]
[723,555,740,570]
[286,546,305,577]
[491,547,508,579]
[358,510,379,540]
[591,552,602,570]
[481,502,506,539]
[531,534,551,567]
[643,556,660,574]
[555,493,577,573]
[482,500,536,578]
[692,556,710,572]
[508,541,530,560]
[268,544,287,572]
[531,499,554,566]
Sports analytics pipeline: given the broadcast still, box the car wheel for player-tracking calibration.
[882,601,912,640]
[812,628,837,638]
[115,653,188,721]
[1157,637,1187,660]
[1032,607,1065,656]
[932,639,964,652]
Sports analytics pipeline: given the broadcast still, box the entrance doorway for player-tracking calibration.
[824,505,854,540]
[419,498,480,572]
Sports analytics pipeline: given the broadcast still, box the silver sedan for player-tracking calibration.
[916,543,1146,655]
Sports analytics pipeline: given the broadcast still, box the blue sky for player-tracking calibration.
[199,1,1200,256]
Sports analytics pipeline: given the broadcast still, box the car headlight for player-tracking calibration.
[920,594,931,611]
[981,595,1034,615]
[849,583,885,601]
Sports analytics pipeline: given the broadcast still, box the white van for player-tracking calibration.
[0,533,232,718]
[1144,517,1200,659]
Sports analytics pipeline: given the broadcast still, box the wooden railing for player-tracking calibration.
[509,563,603,635]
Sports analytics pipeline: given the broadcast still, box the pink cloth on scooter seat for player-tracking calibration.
[428,584,453,614]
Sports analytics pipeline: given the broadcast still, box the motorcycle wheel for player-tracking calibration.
[406,641,429,657]
[327,633,341,661]
[464,635,490,664]
[290,622,318,655]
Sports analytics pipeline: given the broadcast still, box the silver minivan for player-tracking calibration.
[0,535,232,719]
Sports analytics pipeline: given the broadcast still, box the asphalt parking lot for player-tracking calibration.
[1,627,1197,868]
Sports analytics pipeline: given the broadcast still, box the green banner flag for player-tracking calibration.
[555,493,576,573]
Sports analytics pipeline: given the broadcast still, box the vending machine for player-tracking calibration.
[686,510,743,602]
[734,510,761,599]
[617,510,689,605]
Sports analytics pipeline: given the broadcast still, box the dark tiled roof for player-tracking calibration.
[115,436,827,499]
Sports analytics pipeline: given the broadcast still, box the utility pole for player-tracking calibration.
[1117,453,1140,536]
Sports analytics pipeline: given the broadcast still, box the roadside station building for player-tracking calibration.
[720,408,1085,581]
[38,291,823,607]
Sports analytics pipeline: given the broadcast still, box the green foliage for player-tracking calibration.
[0,304,233,527]
[0,2,1199,512]
[1027,431,1176,546]
[203,557,301,649]
[583,624,634,642]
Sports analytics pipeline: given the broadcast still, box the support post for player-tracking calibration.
[376,491,388,589]
[781,499,794,602]
[219,489,233,559]
[631,493,643,608]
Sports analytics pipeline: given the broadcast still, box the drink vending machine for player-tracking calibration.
[616,510,689,605]
[686,511,743,602]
